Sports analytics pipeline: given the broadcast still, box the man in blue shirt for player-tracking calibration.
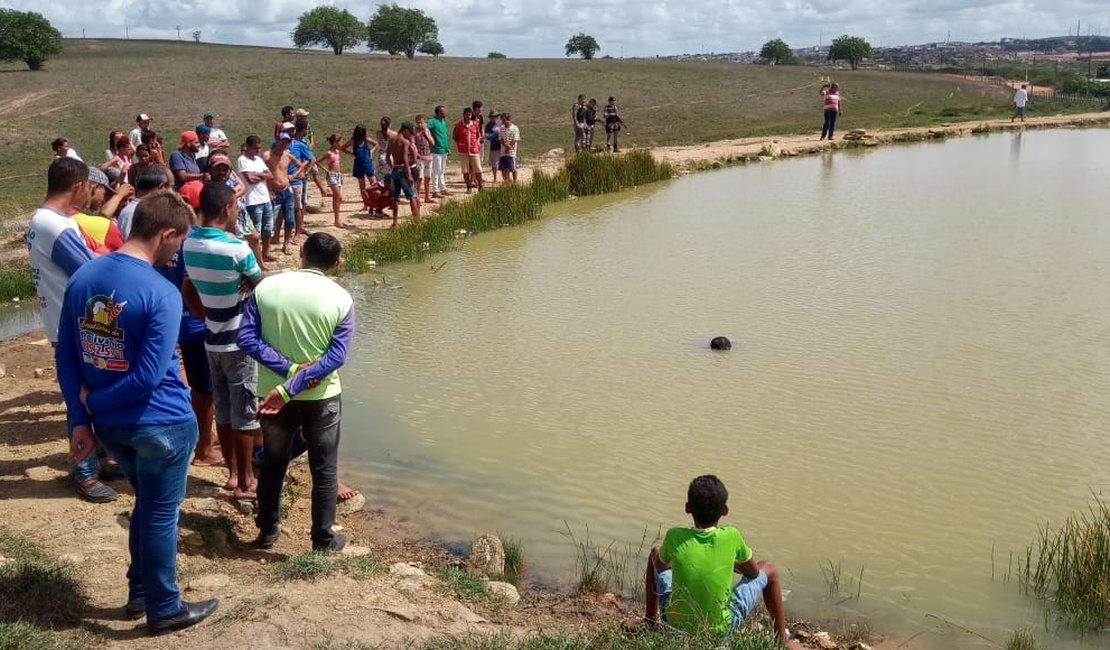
[169,131,205,190]
[288,123,315,241]
[57,190,219,634]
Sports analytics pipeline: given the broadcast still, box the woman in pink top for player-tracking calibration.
[820,83,841,141]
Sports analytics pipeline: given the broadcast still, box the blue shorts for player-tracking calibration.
[245,202,274,236]
[655,568,768,638]
[271,187,296,230]
[498,155,516,172]
[1016,106,1025,115]
[179,337,211,395]
[353,161,374,179]
[390,167,416,200]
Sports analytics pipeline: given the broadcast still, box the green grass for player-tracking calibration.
[0,622,84,650]
[417,626,784,649]
[436,566,488,601]
[561,522,659,598]
[1018,496,1110,632]
[0,269,35,302]
[1005,629,1040,650]
[213,593,283,626]
[0,38,1027,223]
[565,150,674,196]
[311,640,374,650]
[344,555,383,580]
[272,551,338,582]
[497,533,524,585]
[0,529,87,629]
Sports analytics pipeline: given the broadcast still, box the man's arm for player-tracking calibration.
[85,292,182,414]
[99,184,134,219]
[55,295,90,428]
[237,295,295,376]
[277,307,354,401]
[181,277,206,319]
[50,228,95,275]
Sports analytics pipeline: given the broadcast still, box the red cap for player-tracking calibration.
[179,130,199,147]
[178,180,203,209]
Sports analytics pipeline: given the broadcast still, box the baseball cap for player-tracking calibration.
[179,130,199,147]
[87,167,115,194]
[203,111,215,119]
[489,110,500,117]
[208,153,231,168]
[195,124,212,135]
[136,113,151,122]
[278,132,292,141]
[294,108,310,117]
[178,180,203,210]
[281,121,295,131]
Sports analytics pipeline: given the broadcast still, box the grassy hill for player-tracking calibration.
[0,39,1020,221]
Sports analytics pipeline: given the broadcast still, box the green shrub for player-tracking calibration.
[0,269,34,302]
[272,551,336,581]
[0,622,83,650]
[436,566,487,601]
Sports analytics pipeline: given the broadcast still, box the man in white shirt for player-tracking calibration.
[202,111,230,150]
[129,113,152,149]
[237,135,276,263]
[1012,84,1028,123]
[51,137,83,161]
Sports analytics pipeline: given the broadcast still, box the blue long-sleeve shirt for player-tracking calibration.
[55,252,193,427]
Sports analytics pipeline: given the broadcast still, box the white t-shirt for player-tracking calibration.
[116,199,140,239]
[500,124,521,158]
[209,127,228,144]
[129,127,143,149]
[238,154,271,206]
[54,149,82,162]
[1014,89,1028,108]
[27,207,95,343]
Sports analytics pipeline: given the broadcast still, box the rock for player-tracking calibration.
[182,531,206,551]
[336,492,366,515]
[0,555,13,568]
[208,529,231,555]
[24,465,66,481]
[187,497,221,513]
[340,545,372,557]
[813,631,838,650]
[364,260,377,268]
[377,605,420,622]
[186,573,230,591]
[33,368,45,378]
[389,562,426,579]
[848,643,873,650]
[601,592,621,609]
[544,148,565,158]
[0,363,5,378]
[485,581,520,605]
[236,499,255,515]
[848,128,868,136]
[757,155,774,163]
[467,533,505,578]
[10,297,18,303]
[453,601,486,624]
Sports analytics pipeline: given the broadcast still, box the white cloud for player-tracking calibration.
[4,0,1109,56]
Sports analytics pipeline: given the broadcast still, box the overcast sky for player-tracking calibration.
[6,0,1110,57]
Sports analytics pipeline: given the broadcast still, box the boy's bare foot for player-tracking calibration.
[223,478,238,491]
[337,483,359,502]
[281,244,291,255]
[191,453,224,467]
[334,222,346,229]
[263,255,278,263]
[232,488,257,500]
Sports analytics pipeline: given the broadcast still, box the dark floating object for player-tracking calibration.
[710,336,732,351]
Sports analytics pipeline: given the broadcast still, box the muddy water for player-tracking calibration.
[338,129,1110,648]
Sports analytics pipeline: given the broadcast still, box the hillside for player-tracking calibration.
[0,39,1017,221]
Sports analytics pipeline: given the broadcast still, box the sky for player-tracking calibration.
[5,0,1110,57]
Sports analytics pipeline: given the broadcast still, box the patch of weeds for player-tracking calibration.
[279,482,303,520]
[970,123,993,134]
[436,566,487,601]
[343,555,383,580]
[312,640,375,650]
[213,592,282,626]
[561,522,659,598]
[0,530,87,629]
[1005,629,1039,650]
[0,528,48,562]
[495,533,523,585]
[893,132,927,143]
[0,622,83,650]
[272,551,337,582]
[0,268,35,302]
[416,626,783,649]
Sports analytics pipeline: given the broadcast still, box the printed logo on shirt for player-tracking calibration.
[78,292,129,371]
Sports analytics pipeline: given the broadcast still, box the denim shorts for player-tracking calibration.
[498,155,517,172]
[390,168,416,200]
[245,201,274,236]
[327,171,342,186]
[271,187,296,230]
[206,349,259,430]
[655,568,768,637]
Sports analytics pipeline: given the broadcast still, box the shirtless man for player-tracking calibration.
[263,133,309,255]
[386,122,421,227]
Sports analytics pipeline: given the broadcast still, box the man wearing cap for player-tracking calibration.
[288,122,317,240]
[130,114,152,150]
[74,167,128,253]
[202,112,229,151]
[27,158,120,503]
[274,106,295,142]
[195,126,212,173]
[170,131,205,190]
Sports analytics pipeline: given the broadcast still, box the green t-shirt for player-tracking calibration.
[658,525,753,637]
[427,117,450,154]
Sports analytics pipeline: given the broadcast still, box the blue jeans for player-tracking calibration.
[821,111,838,139]
[271,187,296,231]
[95,419,198,620]
[245,202,274,237]
[68,423,102,482]
[655,567,768,638]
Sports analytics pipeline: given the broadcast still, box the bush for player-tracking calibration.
[0,269,35,302]
[0,9,63,70]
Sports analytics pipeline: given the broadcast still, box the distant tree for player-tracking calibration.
[487,51,507,59]
[192,30,202,44]
[827,34,873,70]
[292,6,366,55]
[418,38,444,57]
[1098,64,1109,80]
[759,38,799,65]
[565,33,600,60]
[0,9,63,71]
[366,4,439,59]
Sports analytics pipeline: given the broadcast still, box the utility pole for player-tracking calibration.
[125,25,129,39]
[176,25,181,41]
[81,28,86,39]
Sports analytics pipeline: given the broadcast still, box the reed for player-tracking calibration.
[0,268,34,302]
[564,150,675,196]
[561,522,659,599]
[1017,496,1110,632]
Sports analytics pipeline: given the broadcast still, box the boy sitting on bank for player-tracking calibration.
[637,475,797,646]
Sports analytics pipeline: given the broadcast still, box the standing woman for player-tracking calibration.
[341,124,375,202]
[375,117,395,182]
[819,83,842,141]
[104,130,125,162]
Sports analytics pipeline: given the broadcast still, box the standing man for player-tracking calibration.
[263,133,304,256]
[498,113,520,183]
[201,112,229,151]
[130,114,152,150]
[289,123,316,241]
[170,131,205,190]
[28,158,118,503]
[294,109,330,201]
[238,135,276,263]
[387,122,421,227]
[1012,84,1028,123]
[58,191,219,632]
[427,105,450,198]
[452,107,483,193]
[119,165,173,238]
[604,96,625,152]
[182,183,264,500]
[240,232,354,553]
[573,94,588,152]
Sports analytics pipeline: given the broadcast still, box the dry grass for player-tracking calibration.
[0,39,1021,222]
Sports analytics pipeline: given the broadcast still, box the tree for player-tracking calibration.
[565,33,600,60]
[418,38,444,57]
[487,51,507,59]
[292,6,366,55]
[366,4,439,59]
[0,9,63,71]
[827,34,873,70]
[192,30,202,44]
[759,38,799,65]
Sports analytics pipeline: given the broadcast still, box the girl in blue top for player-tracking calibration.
[341,124,375,199]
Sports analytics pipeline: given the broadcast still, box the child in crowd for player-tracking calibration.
[636,475,798,647]
[341,124,375,204]
[326,134,345,228]
[414,115,436,204]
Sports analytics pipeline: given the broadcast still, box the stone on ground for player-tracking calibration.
[467,532,505,577]
[336,492,366,515]
[376,605,420,622]
[453,601,486,624]
[340,545,372,557]
[24,465,67,481]
[485,581,520,605]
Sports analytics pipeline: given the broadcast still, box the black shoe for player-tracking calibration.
[124,601,146,620]
[254,526,280,550]
[99,461,125,481]
[76,479,118,503]
[313,533,346,553]
[146,599,219,635]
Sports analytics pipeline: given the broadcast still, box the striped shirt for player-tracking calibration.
[182,226,262,352]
